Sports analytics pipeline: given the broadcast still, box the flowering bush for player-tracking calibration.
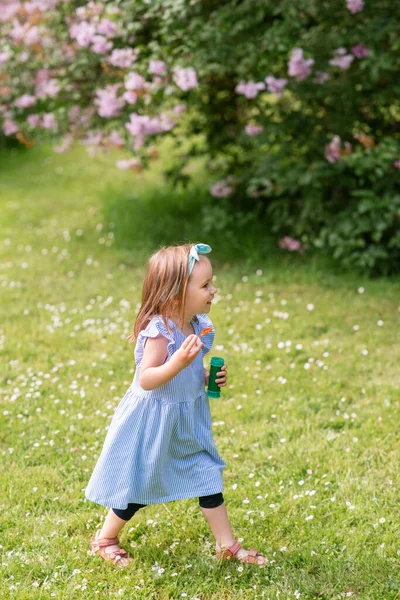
[1,0,399,274]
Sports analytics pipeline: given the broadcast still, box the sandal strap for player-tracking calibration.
[222,540,241,558]
[109,548,128,559]
[93,535,120,548]
[242,549,260,564]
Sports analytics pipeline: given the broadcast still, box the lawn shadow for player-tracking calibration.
[101,175,349,288]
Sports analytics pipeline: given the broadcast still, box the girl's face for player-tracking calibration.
[184,257,216,319]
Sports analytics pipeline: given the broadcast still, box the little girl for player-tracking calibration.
[85,242,265,567]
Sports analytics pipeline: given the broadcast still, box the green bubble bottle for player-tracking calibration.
[207,356,224,399]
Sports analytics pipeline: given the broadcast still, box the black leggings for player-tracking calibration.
[112,492,224,521]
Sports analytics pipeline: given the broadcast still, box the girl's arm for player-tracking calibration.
[139,334,203,390]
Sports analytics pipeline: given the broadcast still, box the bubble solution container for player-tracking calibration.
[207,356,224,399]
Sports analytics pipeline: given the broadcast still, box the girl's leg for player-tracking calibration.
[97,503,145,566]
[199,494,265,565]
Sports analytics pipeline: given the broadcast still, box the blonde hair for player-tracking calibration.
[127,243,207,343]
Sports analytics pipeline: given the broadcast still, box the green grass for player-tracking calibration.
[1,143,400,600]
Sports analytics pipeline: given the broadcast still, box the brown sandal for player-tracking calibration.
[216,540,265,566]
[90,529,133,566]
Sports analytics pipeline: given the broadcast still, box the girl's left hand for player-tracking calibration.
[215,364,228,387]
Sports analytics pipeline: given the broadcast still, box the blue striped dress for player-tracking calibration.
[85,313,226,509]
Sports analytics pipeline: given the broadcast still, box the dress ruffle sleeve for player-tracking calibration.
[197,314,215,357]
[134,316,176,366]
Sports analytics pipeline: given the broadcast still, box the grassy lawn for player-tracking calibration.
[1,143,399,600]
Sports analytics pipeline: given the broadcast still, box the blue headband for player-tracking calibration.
[188,243,212,277]
[170,243,212,296]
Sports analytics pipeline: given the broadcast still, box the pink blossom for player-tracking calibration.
[314,71,330,84]
[123,91,137,104]
[159,113,176,132]
[108,130,124,147]
[346,0,364,14]
[24,25,41,46]
[25,0,57,12]
[36,68,50,84]
[42,112,57,130]
[68,105,81,124]
[24,1,37,13]
[0,2,20,22]
[95,84,125,118]
[125,72,146,91]
[279,236,303,252]
[325,135,342,163]
[173,66,198,91]
[9,22,26,44]
[125,113,175,135]
[149,76,163,90]
[53,133,74,153]
[3,119,19,136]
[69,21,96,47]
[393,160,400,169]
[35,78,60,98]
[91,35,113,54]
[173,104,186,114]
[27,113,41,127]
[108,48,139,68]
[97,18,117,37]
[18,50,29,63]
[66,105,94,127]
[149,60,167,75]
[235,81,265,99]
[76,4,103,19]
[78,106,95,125]
[14,94,37,108]
[329,48,354,70]
[265,75,287,98]
[245,124,264,136]
[351,44,370,59]
[81,130,103,146]
[288,48,314,81]
[125,113,172,149]
[116,158,142,170]
[125,114,161,137]
[0,51,10,66]
[210,180,233,198]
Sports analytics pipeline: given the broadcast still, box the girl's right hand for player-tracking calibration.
[171,334,203,370]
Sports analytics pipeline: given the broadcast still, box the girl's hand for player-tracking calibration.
[171,334,203,370]
[215,364,228,387]
[204,369,210,386]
